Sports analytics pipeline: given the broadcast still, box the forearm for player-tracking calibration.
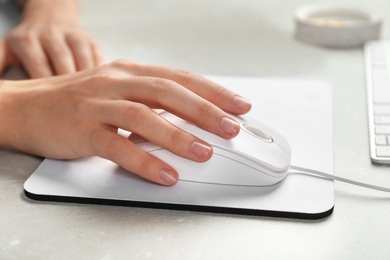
[20,0,79,24]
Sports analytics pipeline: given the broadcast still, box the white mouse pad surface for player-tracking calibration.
[24,76,334,220]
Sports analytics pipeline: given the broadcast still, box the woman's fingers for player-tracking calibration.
[8,35,53,78]
[101,75,241,139]
[66,33,95,71]
[96,100,213,163]
[0,39,10,75]
[42,31,102,74]
[42,31,101,75]
[42,32,77,75]
[110,60,252,115]
[91,130,179,186]
[93,100,215,186]
[90,39,105,66]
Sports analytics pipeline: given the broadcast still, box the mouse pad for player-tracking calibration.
[24,76,334,220]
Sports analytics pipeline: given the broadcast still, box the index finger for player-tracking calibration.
[111,60,252,115]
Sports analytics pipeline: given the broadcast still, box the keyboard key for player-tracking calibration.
[376,146,390,157]
[373,85,390,104]
[375,135,388,145]
[374,105,390,114]
[371,67,389,86]
[376,125,390,134]
[375,116,390,124]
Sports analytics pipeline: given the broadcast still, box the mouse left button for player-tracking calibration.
[241,123,273,142]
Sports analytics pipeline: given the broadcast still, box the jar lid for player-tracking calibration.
[295,4,382,48]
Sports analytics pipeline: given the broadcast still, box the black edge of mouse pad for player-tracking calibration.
[24,189,334,220]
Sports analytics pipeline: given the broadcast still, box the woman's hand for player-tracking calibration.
[0,0,103,78]
[0,60,251,185]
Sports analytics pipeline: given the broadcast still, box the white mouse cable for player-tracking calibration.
[290,165,390,192]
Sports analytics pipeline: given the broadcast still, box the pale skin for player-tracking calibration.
[0,0,252,185]
[0,60,252,185]
[0,0,104,78]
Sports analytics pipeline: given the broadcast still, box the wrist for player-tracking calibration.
[22,0,78,24]
[0,81,10,146]
[0,80,22,147]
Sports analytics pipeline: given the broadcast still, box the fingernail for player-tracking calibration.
[159,168,177,185]
[220,117,240,136]
[234,96,251,109]
[191,141,212,159]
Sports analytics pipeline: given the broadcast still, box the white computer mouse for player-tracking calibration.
[133,112,292,186]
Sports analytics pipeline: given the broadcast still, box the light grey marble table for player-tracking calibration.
[2,0,390,259]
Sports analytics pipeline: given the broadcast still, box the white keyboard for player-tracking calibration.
[365,40,390,164]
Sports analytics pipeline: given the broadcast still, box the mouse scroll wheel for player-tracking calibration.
[241,124,273,143]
